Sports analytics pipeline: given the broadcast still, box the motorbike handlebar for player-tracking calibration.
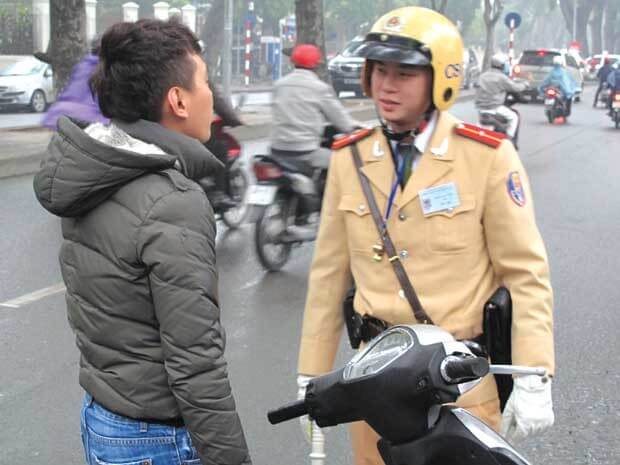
[267,399,308,425]
[440,355,489,384]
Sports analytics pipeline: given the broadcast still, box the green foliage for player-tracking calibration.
[169,0,191,8]
[0,0,33,54]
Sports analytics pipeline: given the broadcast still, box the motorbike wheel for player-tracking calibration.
[546,110,553,124]
[615,113,620,130]
[254,193,293,271]
[221,168,250,229]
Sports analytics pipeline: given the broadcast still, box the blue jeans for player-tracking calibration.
[80,393,202,465]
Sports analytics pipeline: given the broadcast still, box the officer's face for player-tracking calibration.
[371,61,433,132]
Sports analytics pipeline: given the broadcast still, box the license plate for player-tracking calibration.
[613,101,620,109]
[343,78,360,84]
[544,98,554,105]
[247,185,277,205]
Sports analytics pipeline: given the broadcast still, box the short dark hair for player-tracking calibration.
[90,18,202,122]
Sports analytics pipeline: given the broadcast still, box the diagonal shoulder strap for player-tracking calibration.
[350,143,434,325]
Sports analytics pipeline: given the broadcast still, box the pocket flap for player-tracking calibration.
[338,195,370,217]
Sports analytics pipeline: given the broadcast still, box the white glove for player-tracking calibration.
[297,375,322,443]
[500,375,554,443]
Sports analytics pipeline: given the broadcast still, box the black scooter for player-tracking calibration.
[609,90,620,129]
[247,127,340,271]
[269,324,546,465]
[200,116,250,229]
[542,86,569,124]
[478,94,521,148]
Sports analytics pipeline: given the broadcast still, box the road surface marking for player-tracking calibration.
[0,283,66,309]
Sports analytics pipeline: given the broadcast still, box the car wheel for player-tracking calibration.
[30,90,47,113]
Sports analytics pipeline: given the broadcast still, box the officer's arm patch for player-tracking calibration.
[331,127,374,150]
[507,171,526,206]
[454,122,507,149]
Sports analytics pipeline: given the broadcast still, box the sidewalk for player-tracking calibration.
[0,90,475,179]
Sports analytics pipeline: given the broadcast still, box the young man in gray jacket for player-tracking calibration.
[33,19,251,465]
[270,44,359,171]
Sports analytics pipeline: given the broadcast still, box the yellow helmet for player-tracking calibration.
[359,7,464,111]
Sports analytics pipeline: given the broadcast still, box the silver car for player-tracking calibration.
[511,49,584,102]
[0,56,55,113]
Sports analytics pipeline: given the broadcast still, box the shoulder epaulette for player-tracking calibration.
[331,127,374,150]
[454,122,507,149]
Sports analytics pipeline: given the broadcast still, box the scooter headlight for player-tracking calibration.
[343,327,414,380]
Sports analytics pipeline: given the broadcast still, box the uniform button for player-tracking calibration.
[398,289,406,299]
[398,212,407,221]
[400,250,409,259]
[358,204,366,212]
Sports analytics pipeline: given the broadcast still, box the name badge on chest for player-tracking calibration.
[419,182,461,216]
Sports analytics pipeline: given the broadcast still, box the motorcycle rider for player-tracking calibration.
[539,55,576,116]
[270,43,358,172]
[605,62,620,114]
[475,52,528,145]
[296,7,555,465]
[593,57,614,107]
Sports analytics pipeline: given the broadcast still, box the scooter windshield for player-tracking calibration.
[343,327,414,380]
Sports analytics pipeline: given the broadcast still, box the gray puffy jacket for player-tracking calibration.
[33,116,251,465]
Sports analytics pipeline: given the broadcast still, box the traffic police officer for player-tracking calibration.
[296,7,555,465]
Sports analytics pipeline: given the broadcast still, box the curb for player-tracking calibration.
[0,93,475,180]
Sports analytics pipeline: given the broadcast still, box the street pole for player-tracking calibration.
[508,19,515,66]
[222,0,233,100]
[572,0,577,41]
[244,1,254,88]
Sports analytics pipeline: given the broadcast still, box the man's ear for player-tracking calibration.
[165,86,189,119]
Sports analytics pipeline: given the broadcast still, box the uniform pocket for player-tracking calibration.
[93,455,152,465]
[424,195,478,253]
[337,194,378,252]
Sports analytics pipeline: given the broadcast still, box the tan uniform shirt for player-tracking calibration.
[298,111,554,407]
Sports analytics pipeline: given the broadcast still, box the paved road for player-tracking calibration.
[1,88,619,465]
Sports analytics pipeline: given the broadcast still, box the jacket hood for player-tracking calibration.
[34,116,222,217]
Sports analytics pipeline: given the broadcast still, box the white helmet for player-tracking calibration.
[490,52,508,69]
[552,55,563,66]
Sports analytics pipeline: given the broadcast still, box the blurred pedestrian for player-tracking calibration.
[33,18,252,465]
[40,39,108,130]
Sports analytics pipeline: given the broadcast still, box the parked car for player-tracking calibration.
[0,56,55,113]
[328,36,365,97]
[462,47,481,89]
[511,48,584,102]
[584,54,620,81]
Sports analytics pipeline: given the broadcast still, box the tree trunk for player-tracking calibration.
[482,0,503,71]
[202,1,225,82]
[47,0,86,94]
[294,0,328,82]
[430,0,449,14]
[604,0,618,52]
[590,0,606,56]
[558,0,594,56]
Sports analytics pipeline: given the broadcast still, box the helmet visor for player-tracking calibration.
[357,33,431,66]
